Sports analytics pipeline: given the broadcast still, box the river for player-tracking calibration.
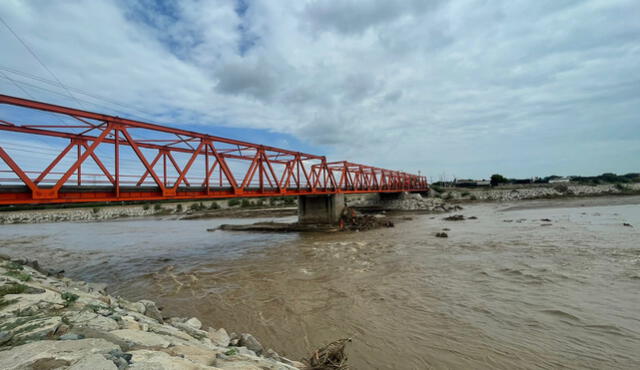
[1,196,639,369]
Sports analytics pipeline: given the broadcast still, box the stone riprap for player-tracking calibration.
[347,183,640,210]
[433,183,640,202]
[0,256,304,370]
[0,198,295,225]
[347,192,462,212]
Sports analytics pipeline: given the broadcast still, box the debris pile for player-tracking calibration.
[339,208,394,231]
[306,338,351,370]
[443,214,465,221]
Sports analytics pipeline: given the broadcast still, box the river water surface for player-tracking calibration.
[1,197,639,369]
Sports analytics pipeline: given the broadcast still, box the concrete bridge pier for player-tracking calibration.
[298,194,345,224]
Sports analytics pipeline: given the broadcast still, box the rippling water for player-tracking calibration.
[1,197,639,369]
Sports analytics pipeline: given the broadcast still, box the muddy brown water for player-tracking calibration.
[1,197,639,369]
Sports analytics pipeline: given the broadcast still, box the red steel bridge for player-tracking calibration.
[0,94,428,206]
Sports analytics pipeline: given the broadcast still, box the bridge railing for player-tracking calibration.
[0,94,428,205]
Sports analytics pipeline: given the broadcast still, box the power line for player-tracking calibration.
[0,69,36,100]
[0,15,85,109]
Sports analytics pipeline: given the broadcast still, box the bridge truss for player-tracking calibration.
[0,94,428,205]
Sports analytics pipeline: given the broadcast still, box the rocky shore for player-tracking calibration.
[433,183,640,202]
[0,256,305,369]
[0,198,296,225]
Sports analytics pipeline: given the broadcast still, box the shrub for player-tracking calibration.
[189,202,205,211]
[142,203,150,211]
[470,195,477,201]
[615,183,628,191]
[443,192,453,200]
[176,204,183,212]
[228,199,240,207]
[92,207,100,214]
[430,185,443,193]
[240,199,252,208]
[5,270,31,282]
[61,292,79,307]
[154,204,163,211]
[283,197,295,206]
[461,191,470,197]
[490,174,508,186]
[208,202,220,210]
[0,283,27,297]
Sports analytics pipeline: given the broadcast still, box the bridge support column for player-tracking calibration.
[298,194,345,224]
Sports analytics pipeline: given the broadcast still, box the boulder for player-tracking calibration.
[65,311,119,331]
[160,344,220,366]
[139,300,164,323]
[239,333,263,355]
[68,354,118,370]
[0,339,120,369]
[109,329,177,348]
[207,327,230,347]
[127,349,210,369]
[185,317,202,330]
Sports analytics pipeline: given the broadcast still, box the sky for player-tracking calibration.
[0,0,639,181]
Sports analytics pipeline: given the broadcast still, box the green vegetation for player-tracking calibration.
[189,202,206,211]
[61,292,79,307]
[0,297,18,309]
[224,348,238,356]
[154,203,163,211]
[490,174,509,186]
[240,199,252,208]
[572,172,639,185]
[5,270,32,282]
[461,191,470,197]
[175,204,183,212]
[228,199,240,207]
[469,194,477,201]
[0,283,28,297]
[4,262,24,271]
[430,185,443,193]
[92,207,100,214]
[208,202,220,210]
[283,197,295,206]
[142,203,150,210]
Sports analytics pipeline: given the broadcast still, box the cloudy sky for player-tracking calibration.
[0,0,638,180]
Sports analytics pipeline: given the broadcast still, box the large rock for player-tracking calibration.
[139,300,164,323]
[65,311,119,331]
[0,338,120,369]
[185,317,202,330]
[109,329,177,348]
[160,345,220,366]
[128,349,212,369]
[207,328,230,347]
[68,354,118,370]
[239,333,263,355]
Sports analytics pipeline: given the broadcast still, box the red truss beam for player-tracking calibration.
[0,94,428,205]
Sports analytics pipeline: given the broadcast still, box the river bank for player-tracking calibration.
[1,183,638,225]
[0,255,305,369]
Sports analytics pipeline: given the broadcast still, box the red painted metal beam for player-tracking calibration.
[0,94,428,205]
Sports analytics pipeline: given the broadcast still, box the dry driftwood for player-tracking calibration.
[306,338,352,370]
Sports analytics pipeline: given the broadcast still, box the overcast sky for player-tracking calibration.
[1,0,638,180]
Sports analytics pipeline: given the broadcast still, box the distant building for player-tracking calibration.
[549,177,571,184]
[454,179,491,187]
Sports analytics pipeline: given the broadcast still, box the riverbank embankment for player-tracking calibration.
[0,256,304,369]
[0,198,296,225]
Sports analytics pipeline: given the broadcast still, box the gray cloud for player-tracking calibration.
[0,0,638,179]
